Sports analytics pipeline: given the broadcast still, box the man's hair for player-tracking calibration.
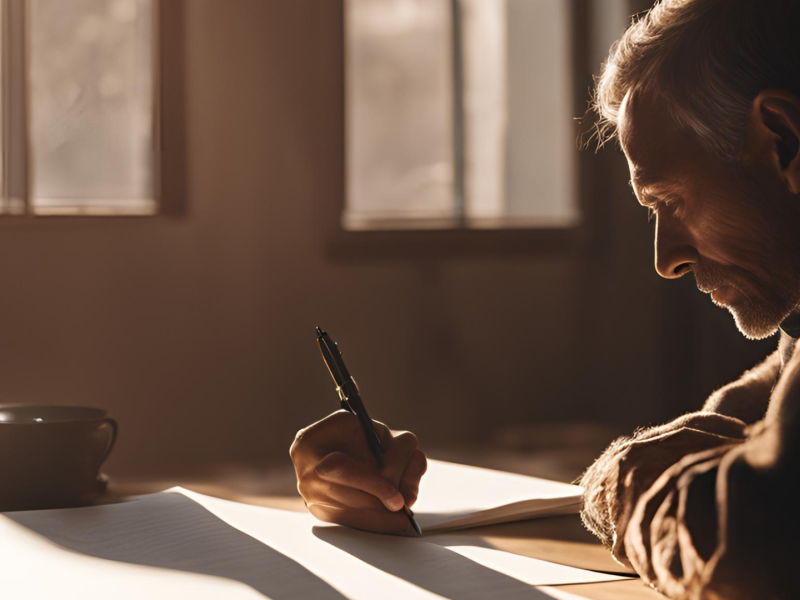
[592,0,800,158]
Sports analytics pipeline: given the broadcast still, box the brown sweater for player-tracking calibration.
[580,323,800,599]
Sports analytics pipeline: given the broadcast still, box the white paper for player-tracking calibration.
[0,512,264,600]
[1,486,624,600]
[412,460,584,532]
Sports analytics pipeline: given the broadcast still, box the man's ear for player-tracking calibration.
[751,90,800,195]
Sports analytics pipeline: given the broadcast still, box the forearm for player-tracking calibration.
[623,350,800,599]
[702,349,780,424]
[581,348,787,587]
[624,427,796,599]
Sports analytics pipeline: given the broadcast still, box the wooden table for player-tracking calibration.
[104,471,664,600]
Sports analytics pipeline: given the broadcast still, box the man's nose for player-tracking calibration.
[654,213,698,279]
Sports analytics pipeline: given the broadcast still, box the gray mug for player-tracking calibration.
[0,405,117,512]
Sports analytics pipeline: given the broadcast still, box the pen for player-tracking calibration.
[315,326,423,536]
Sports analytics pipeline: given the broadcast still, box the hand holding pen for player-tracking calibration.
[289,329,427,535]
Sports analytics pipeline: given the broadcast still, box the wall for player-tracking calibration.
[0,0,774,475]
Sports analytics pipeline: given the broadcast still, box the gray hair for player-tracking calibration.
[592,0,800,159]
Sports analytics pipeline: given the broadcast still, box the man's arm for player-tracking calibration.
[580,349,778,557]
[579,412,747,558]
[623,349,800,599]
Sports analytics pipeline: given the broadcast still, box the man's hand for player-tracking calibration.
[290,410,427,534]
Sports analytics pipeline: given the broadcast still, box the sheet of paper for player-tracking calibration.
[2,487,625,600]
[181,488,628,596]
[412,460,584,532]
[0,506,264,600]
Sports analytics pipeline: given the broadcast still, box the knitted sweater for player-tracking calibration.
[580,314,800,599]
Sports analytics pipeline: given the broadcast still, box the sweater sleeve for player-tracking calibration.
[622,349,800,599]
[579,413,748,557]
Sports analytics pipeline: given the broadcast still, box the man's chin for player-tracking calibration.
[728,304,783,340]
[706,278,800,340]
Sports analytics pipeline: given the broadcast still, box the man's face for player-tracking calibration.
[618,92,800,340]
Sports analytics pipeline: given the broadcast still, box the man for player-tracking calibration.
[291,1,800,597]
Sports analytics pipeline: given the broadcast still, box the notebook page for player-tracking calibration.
[1,487,623,600]
[180,488,627,593]
[412,460,584,532]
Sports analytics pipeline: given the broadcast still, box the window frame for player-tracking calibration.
[329,0,604,259]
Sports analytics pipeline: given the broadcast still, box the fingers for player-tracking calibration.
[315,451,406,511]
[399,449,427,507]
[306,502,412,535]
[379,430,419,487]
[377,429,427,506]
[372,420,392,446]
[298,471,386,511]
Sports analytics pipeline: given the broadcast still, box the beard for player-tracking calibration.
[726,291,795,340]
[694,260,800,340]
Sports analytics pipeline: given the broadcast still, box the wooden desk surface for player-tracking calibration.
[104,474,664,600]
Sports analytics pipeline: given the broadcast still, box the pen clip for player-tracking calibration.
[337,386,355,414]
[336,385,348,403]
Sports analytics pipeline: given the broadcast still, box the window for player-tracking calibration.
[0,0,158,216]
[344,0,579,231]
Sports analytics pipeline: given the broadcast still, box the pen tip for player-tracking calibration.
[315,326,325,337]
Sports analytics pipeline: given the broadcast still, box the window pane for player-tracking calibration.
[503,0,578,227]
[344,0,456,230]
[344,0,580,231]
[28,0,156,215]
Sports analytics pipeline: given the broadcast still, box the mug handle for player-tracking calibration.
[100,417,119,463]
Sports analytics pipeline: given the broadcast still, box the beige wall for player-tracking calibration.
[0,0,772,475]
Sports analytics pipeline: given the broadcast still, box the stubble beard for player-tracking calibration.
[697,262,800,340]
[726,291,798,340]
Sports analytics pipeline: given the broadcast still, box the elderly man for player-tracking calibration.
[291,1,800,597]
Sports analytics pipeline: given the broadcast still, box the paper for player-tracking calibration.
[2,487,625,600]
[0,503,264,600]
[412,460,584,532]
[1,492,340,600]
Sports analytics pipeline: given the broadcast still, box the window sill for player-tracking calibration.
[341,214,581,232]
[0,199,158,217]
[325,223,586,261]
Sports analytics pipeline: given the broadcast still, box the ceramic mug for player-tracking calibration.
[0,405,117,512]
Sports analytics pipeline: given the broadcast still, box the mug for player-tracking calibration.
[0,405,118,512]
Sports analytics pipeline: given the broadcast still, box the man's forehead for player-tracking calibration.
[618,93,656,190]
[618,92,663,160]
[618,91,691,188]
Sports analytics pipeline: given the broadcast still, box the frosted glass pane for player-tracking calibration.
[344,0,456,230]
[343,0,579,231]
[29,0,156,215]
[504,0,578,226]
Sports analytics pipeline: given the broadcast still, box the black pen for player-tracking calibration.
[315,326,423,536]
